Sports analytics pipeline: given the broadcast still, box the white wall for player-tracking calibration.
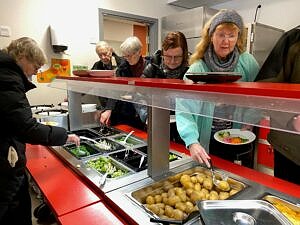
[0,0,182,105]
[0,0,299,105]
[213,0,300,31]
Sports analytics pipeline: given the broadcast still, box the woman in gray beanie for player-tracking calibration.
[176,9,259,167]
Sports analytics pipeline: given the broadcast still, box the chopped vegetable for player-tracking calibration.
[70,145,90,157]
[86,156,127,178]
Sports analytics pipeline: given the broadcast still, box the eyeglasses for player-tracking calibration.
[162,55,183,62]
[214,32,238,41]
[123,51,139,59]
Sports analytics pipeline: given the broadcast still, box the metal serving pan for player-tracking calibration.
[90,126,121,137]
[110,133,146,148]
[126,166,247,223]
[198,200,292,225]
[262,194,300,224]
[84,155,132,180]
[63,142,102,159]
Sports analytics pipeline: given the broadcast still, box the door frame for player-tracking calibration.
[98,8,158,55]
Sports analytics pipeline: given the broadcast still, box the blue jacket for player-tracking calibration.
[176,52,259,150]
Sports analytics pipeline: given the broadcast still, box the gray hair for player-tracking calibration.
[3,37,46,66]
[95,41,112,54]
[120,36,142,55]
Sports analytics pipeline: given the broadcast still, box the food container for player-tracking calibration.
[63,142,102,159]
[70,129,100,139]
[109,149,147,172]
[85,155,130,179]
[90,126,121,137]
[135,146,182,162]
[126,166,246,222]
[109,148,183,172]
[111,134,146,147]
[35,109,68,129]
[262,195,300,225]
[93,137,125,152]
[198,200,292,225]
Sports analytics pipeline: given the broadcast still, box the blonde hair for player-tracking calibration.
[189,10,246,65]
[4,37,46,66]
[120,36,142,55]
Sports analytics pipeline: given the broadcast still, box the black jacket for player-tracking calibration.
[255,25,300,81]
[91,52,123,70]
[0,51,68,204]
[100,56,145,129]
[142,50,188,79]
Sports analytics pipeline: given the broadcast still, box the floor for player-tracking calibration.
[29,178,58,225]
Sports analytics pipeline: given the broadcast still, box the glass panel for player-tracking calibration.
[49,78,300,135]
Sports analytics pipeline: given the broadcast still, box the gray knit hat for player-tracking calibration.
[209,9,243,36]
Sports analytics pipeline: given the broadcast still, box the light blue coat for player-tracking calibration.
[175,52,259,151]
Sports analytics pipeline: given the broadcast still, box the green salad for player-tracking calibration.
[86,156,127,178]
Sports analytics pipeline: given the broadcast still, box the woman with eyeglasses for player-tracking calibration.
[96,36,146,130]
[0,37,80,225]
[142,31,189,79]
[136,31,189,143]
[176,9,259,167]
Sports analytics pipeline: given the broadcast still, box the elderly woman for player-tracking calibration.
[0,37,80,225]
[176,10,259,167]
[96,36,146,129]
[92,41,122,70]
[143,31,189,79]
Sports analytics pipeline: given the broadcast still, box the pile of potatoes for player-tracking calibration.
[141,170,240,221]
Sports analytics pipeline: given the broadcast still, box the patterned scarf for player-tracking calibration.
[204,44,239,72]
[162,64,187,79]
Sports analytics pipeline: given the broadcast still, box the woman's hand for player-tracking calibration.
[67,134,80,146]
[189,143,211,167]
[94,110,112,126]
[99,110,112,125]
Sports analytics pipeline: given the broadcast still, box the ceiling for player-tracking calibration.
[167,0,230,9]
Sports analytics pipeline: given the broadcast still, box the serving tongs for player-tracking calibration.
[79,136,99,145]
[99,164,115,186]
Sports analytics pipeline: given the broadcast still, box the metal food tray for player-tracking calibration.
[70,128,101,139]
[109,133,147,148]
[198,200,292,225]
[89,126,121,137]
[126,166,247,222]
[263,195,300,225]
[84,155,133,180]
[108,148,147,172]
[93,137,125,152]
[63,141,102,159]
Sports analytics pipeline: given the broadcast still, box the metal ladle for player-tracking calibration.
[208,159,222,188]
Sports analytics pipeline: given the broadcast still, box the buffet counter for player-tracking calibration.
[26,125,299,225]
[28,76,300,224]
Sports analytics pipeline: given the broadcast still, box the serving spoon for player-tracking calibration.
[120,130,135,145]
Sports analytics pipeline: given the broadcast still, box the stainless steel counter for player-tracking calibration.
[106,161,299,225]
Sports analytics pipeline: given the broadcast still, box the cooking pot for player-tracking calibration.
[35,109,69,129]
